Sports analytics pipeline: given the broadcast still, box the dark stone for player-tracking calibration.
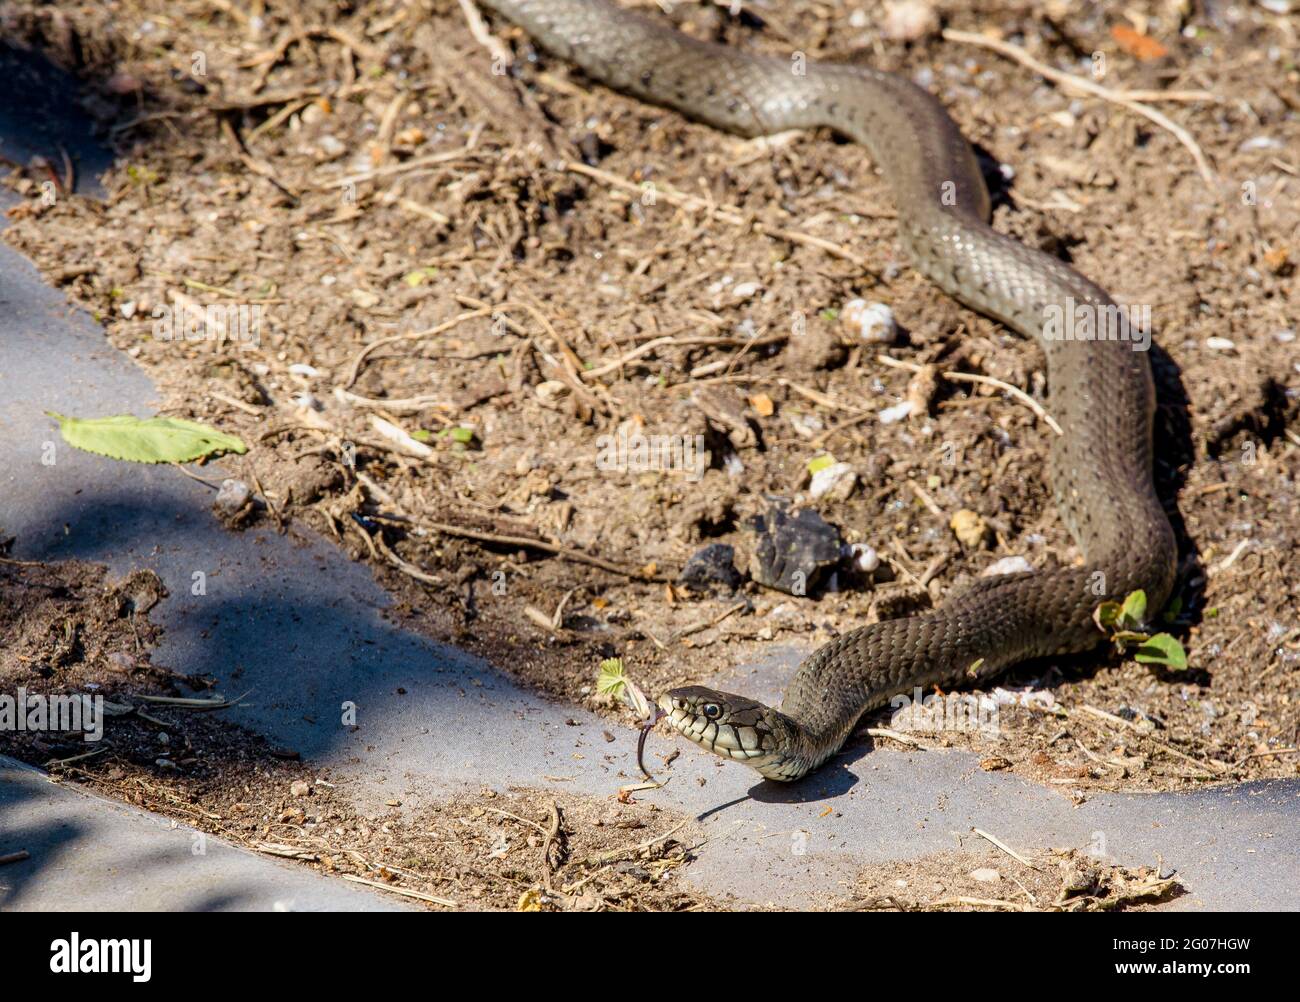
[746,508,842,595]
[679,543,743,594]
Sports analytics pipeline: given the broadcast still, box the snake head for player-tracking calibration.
[657,685,807,781]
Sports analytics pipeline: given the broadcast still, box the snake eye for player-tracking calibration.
[702,703,722,720]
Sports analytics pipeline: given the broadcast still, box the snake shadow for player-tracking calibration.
[743,737,875,804]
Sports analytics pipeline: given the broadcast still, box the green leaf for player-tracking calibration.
[807,453,836,475]
[449,426,475,445]
[1162,595,1183,624]
[411,429,432,443]
[1093,600,1122,631]
[1134,633,1188,670]
[596,658,626,696]
[1119,590,1147,630]
[48,412,247,463]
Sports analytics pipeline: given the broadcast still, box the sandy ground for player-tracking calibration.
[1,0,1298,908]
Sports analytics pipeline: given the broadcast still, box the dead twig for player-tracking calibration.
[877,354,1063,435]
[376,515,670,582]
[943,29,1216,190]
[971,827,1040,870]
[342,874,458,907]
[566,161,878,276]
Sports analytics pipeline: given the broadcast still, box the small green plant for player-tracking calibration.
[125,164,160,187]
[596,657,627,697]
[436,425,477,450]
[598,657,663,785]
[1094,590,1188,670]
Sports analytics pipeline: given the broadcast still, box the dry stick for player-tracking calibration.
[459,0,514,68]
[585,818,692,866]
[342,874,458,907]
[244,98,313,144]
[585,330,790,379]
[942,29,1217,190]
[877,353,1063,435]
[374,532,442,586]
[342,307,497,387]
[945,373,1064,436]
[864,726,932,749]
[971,827,1040,870]
[0,556,46,567]
[1231,748,1300,769]
[0,850,30,866]
[209,390,264,416]
[335,387,448,414]
[930,896,1029,911]
[811,410,874,447]
[455,294,606,411]
[219,118,299,201]
[565,161,878,275]
[1067,702,1228,775]
[371,514,669,582]
[324,145,480,189]
[673,599,748,641]
[541,802,563,874]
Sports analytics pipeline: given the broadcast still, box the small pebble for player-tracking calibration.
[841,299,897,344]
[290,780,311,798]
[847,543,880,574]
[317,134,347,158]
[982,555,1033,576]
[213,478,251,514]
[950,508,989,548]
[809,461,857,501]
[971,868,1001,883]
[535,380,570,404]
[107,651,135,672]
[1205,336,1236,352]
[880,0,939,41]
[879,400,914,424]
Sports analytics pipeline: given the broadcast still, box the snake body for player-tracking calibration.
[479,0,1178,780]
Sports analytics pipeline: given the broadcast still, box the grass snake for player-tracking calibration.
[477,0,1178,781]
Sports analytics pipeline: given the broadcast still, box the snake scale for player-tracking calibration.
[478,0,1178,780]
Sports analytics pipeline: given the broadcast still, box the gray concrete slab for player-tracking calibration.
[0,756,411,911]
[1,47,1296,911]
